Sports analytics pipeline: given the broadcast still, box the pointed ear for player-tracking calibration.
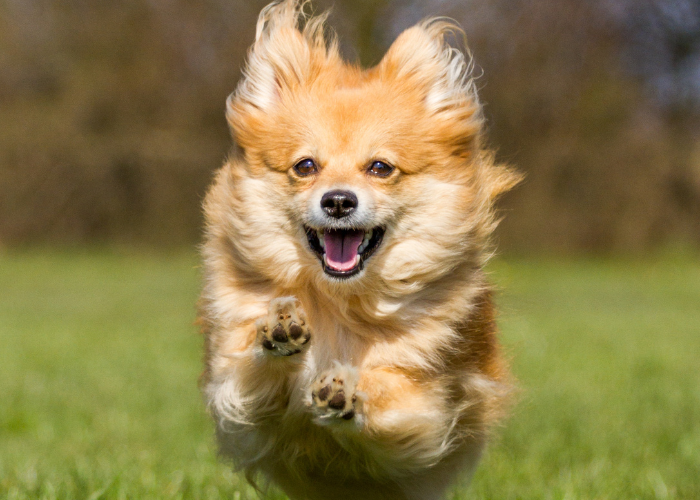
[226,1,332,129]
[379,20,482,124]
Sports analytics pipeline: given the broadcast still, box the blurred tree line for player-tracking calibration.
[1,0,699,252]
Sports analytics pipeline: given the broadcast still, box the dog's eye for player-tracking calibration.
[367,161,394,177]
[293,159,318,176]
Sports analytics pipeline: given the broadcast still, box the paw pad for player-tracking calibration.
[257,297,311,357]
[310,363,363,423]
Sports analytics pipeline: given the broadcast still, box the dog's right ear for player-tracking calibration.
[227,1,333,138]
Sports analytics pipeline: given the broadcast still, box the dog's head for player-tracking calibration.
[223,0,518,293]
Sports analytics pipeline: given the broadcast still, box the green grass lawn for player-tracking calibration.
[1,249,698,499]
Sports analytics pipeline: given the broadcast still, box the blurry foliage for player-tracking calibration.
[0,0,269,244]
[0,0,699,251]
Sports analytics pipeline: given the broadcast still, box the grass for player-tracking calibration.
[0,249,698,499]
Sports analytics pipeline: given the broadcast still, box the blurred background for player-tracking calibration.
[2,0,700,253]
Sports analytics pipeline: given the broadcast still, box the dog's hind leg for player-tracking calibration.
[307,365,484,487]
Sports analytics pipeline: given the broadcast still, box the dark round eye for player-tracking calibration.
[293,158,318,176]
[367,160,394,177]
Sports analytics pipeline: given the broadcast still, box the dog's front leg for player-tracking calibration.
[308,364,457,473]
[205,296,311,426]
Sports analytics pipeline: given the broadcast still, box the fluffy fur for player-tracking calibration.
[199,2,520,499]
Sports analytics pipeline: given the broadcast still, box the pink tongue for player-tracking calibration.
[324,229,364,271]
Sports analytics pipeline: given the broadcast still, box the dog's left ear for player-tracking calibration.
[379,21,483,145]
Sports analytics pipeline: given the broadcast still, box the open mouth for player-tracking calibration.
[305,226,385,279]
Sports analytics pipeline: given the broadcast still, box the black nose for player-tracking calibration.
[321,190,358,219]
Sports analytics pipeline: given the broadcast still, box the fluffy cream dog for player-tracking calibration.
[199,1,519,498]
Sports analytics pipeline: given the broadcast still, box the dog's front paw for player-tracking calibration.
[310,362,364,424]
[256,297,311,357]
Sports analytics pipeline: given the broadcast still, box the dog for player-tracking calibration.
[198,1,519,498]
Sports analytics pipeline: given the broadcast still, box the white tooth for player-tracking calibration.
[358,229,372,254]
[317,230,325,249]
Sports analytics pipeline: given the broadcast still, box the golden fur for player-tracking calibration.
[198,1,520,498]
